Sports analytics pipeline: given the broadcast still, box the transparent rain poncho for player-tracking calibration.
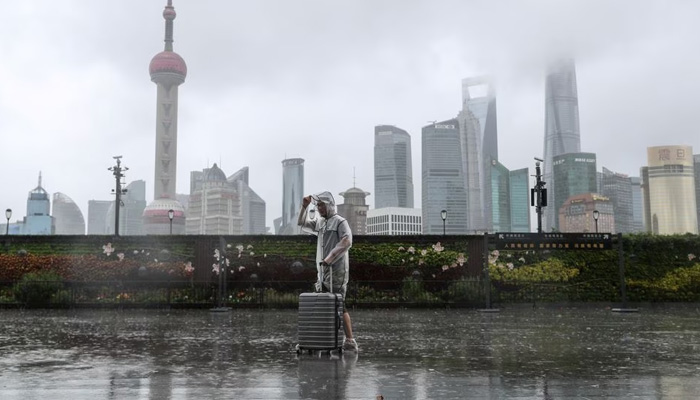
[297,191,352,292]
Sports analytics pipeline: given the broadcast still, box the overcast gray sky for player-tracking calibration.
[2,0,699,231]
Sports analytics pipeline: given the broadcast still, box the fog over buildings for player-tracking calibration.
[2,1,700,233]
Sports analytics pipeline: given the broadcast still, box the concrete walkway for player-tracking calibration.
[1,308,700,399]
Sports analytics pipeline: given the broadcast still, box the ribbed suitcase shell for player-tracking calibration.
[297,292,344,351]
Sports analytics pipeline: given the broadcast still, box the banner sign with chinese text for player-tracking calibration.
[494,232,613,250]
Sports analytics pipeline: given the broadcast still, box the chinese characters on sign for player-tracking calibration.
[494,232,613,250]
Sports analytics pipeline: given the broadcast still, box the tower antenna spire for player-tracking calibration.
[163,0,176,51]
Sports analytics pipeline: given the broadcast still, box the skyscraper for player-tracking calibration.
[422,120,468,234]
[643,145,698,234]
[186,164,242,234]
[52,192,85,235]
[279,158,304,235]
[106,180,147,235]
[542,59,581,232]
[374,125,414,209]
[22,173,54,235]
[87,200,111,234]
[509,168,531,232]
[228,167,267,235]
[143,0,187,235]
[490,160,510,232]
[489,162,531,233]
[186,165,266,234]
[552,153,597,230]
[600,167,635,233]
[630,176,644,232]
[457,77,497,232]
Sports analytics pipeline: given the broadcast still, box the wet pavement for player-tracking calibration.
[1,307,700,399]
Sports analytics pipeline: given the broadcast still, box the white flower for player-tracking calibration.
[442,265,449,271]
[264,254,267,258]
[246,244,253,249]
[507,263,514,270]
[421,249,427,256]
[116,253,125,261]
[102,243,114,256]
[185,262,194,273]
[689,253,696,261]
[236,244,244,252]
[226,244,232,248]
[212,264,220,275]
[407,247,415,253]
[133,250,139,255]
[519,257,526,263]
[225,258,230,267]
[398,246,405,251]
[239,266,245,272]
[213,249,220,260]
[249,251,255,256]
[432,242,444,252]
[456,253,466,266]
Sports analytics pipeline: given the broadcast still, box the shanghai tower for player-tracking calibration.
[143,0,188,234]
[542,59,581,232]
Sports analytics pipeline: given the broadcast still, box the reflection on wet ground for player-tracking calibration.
[1,307,700,399]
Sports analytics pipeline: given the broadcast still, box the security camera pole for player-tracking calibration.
[531,158,547,234]
[108,156,129,236]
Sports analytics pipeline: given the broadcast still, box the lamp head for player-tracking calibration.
[593,209,599,221]
[168,209,174,220]
[441,209,447,221]
[5,208,11,220]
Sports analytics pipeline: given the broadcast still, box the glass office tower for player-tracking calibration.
[422,120,468,234]
[374,125,414,209]
[552,152,597,230]
[458,77,498,232]
[280,158,304,235]
[542,59,581,232]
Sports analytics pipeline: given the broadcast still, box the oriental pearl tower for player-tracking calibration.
[143,0,187,234]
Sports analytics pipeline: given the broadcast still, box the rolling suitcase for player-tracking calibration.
[296,265,344,353]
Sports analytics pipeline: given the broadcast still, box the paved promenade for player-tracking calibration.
[1,307,700,399]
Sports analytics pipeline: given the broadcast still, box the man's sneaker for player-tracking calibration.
[343,338,358,351]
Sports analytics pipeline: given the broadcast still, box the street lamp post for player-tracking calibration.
[5,209,11,235]
[593,209,600,233]
[441,209,447,235]
[168,209,174,235]
[108,156,128,236]
[532,158,547,234]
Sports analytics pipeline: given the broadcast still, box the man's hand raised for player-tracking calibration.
[302,195,312,208]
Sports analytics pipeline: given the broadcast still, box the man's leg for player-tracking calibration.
[342,310,358,351]
[340,285,358,351]
[343,311,353,339]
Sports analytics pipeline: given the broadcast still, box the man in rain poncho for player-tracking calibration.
[297,191,358,351]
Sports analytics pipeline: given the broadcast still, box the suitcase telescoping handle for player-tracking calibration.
[319,261,332,294]
[321,261,342,332]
